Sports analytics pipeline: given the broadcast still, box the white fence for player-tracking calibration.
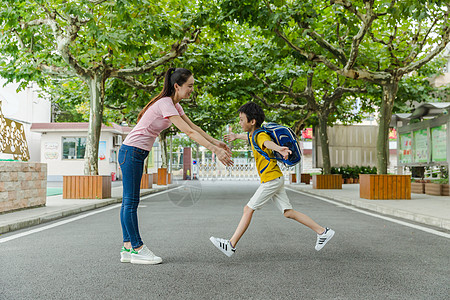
[168,149,297,181]
[197,159,296,181]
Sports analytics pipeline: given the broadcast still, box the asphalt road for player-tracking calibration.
[0,181,449,300]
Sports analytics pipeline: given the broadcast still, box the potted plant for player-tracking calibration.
[349,166,359,184]
[354,166,361,183]
[346,166,356,184]
[342,167,350,183]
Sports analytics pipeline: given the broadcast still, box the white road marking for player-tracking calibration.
[285,187,450,239]
[0,188,178,244]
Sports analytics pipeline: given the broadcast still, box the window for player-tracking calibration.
[62,137,86,160]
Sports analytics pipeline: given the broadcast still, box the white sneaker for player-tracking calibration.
[120,246,131,263]
[315,228,335,251]
[130,245,163,265]
[210,237,235,257]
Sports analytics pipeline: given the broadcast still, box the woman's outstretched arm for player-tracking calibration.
[169,115,233,166]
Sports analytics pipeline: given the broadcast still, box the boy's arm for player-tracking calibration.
[224,133,248,141]
[181,114,230,151]
[263,140,292,160]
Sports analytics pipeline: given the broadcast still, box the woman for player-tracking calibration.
[118,68,233,265]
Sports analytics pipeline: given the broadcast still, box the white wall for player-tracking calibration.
[41,131,119,179]
[0,80,51,161]
[433,73,450,88]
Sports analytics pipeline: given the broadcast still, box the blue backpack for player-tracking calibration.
[248,123,302,172]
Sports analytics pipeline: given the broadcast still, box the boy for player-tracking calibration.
[210,102,334,257]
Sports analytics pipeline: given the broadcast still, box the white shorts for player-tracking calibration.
[247,177,293,213]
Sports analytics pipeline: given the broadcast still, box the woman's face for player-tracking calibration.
[175,75,194,100]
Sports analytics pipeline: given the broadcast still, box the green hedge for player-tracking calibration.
[330,166,377,179]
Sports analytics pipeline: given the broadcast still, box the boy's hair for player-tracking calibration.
[238,102,265,128]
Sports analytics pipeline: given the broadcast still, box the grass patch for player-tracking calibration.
[46,187,63,196]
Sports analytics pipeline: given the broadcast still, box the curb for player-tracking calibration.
[0,186,172,235]
[287,185,450,231]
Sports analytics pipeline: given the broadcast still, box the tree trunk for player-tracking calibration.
[84,73,106,175]
[143,156,149,174]
[377,82,398,174]
[159,129,169,168]
[318,113,331,174]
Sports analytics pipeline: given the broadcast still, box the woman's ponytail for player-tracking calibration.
[137,68,193,122]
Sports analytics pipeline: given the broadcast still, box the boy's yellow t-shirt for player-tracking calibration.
[249,131,283,183]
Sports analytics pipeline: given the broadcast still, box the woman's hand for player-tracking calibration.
[214,146,234,166]
[214,140,231,153]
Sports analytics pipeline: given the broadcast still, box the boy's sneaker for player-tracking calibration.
[130,245,163,265]
[315,228,335,251]
[210,237,236,257]
[120,246,131,263]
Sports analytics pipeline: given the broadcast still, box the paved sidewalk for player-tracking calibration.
[0,184,174,234]
[287,183,450,231]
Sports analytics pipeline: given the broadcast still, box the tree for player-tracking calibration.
[218,0,450,174]
[184,17,370,172]
[251,63,367,174]
[0,0,199,175]
[275,0,450,174]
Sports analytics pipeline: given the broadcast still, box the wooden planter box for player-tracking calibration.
[289,173,297,184]
[63,175,111,199]
[411,182,425,194]
[140,174,153,189]
[313,174,342,189]
[425,183,441,196]
[157,168,168,185]
[359,174,411,200]
[424,183,449,196]
[152,173,158,184]
[300,173,311,184]
[443,184,449,196]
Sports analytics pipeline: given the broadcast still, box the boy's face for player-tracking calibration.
[239,112,255,132]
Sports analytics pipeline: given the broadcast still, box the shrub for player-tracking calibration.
[430,178,449,184]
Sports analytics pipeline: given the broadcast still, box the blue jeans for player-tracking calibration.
[118,144,149,249]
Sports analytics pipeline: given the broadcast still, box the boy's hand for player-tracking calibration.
[263,141,291,160]
[277,147,292,160]
[224,133,236,142]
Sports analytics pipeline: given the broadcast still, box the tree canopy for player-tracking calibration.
[0,0,201,174]
[1,0,449,174]
[215,0,450,173]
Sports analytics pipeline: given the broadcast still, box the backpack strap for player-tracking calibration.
[250,129,275,174]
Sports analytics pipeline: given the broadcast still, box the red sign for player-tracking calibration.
[302,128,313,139]
[389,128,397,140]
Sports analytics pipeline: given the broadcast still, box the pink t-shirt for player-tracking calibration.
[123,97,185,151]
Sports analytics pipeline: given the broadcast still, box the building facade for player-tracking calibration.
[30,123,133,181]
[0,80,51,161]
